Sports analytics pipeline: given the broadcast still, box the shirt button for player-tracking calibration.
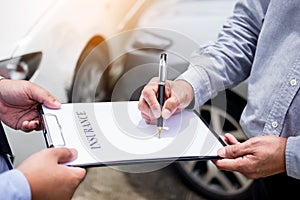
[290,79,297,86]
[272,121,278,128]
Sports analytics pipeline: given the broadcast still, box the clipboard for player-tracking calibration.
[38,101,225,168]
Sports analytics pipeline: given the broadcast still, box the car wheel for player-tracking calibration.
[174,90,253,200]
[69,36,111,103]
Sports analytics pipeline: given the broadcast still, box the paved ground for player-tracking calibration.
[72,164,207,200]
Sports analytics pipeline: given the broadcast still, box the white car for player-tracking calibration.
[0,0,154,165]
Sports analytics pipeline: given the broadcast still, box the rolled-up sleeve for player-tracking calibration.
[176,0,266,108]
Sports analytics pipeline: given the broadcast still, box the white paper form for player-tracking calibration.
[40,101,224,167]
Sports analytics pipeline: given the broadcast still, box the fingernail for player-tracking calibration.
[162,109,171,119]
[53,99,61,107]
[69,148,78,157]
[217,147,226,157]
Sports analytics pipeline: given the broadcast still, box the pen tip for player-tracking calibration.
[157,127,162,138]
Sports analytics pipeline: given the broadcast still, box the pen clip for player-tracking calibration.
[159,53,167,84]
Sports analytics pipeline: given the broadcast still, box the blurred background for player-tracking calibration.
[0,0,252,199]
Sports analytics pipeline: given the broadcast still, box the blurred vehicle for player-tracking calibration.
[107,0,253,200]
[0,0,154,165]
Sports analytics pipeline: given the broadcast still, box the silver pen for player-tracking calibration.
[157,53,167,138]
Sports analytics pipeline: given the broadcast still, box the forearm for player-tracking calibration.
[177,0,266,108]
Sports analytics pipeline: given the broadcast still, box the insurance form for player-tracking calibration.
[38,101,225,167]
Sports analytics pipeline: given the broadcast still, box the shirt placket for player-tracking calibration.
[263,57,300,136]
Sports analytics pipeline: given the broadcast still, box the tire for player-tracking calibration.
[174,90,253,200]
[68,36,111,103]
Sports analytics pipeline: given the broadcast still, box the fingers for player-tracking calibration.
[223,133,239,145]
[162,85,181,119]
[27,82,61,109]
[20,120,38,132]
[138,79,194,123]
[138,79,181,120]
[218,141,249,159]
[141,112,157,124]
[217,133,241,158]
[215,143,250,174]
[218,143,241,158]
[138,79,161,119]
[214,157,245,172]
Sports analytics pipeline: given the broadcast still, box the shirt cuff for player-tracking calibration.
[285,137,300,179]
[0,169,31,200]
[176,64,212,109]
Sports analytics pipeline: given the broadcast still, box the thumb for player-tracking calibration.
[51,148,78,164]
[217,143,245,159]
[52,148,86,180]
[28,83,61,109]
[162,96,181,119]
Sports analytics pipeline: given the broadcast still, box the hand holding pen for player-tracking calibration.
[138,54,194,136]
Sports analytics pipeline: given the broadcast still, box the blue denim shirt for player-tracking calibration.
[177,0,300,179]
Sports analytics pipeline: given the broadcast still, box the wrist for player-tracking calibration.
[175,79,195,108]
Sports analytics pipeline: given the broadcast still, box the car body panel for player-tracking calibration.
[0,0,57,60]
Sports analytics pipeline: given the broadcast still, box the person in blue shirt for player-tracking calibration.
[0,78,86,200]
[138,0,300,199]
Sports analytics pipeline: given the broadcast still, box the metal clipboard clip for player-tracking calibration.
[38,105,65,148]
